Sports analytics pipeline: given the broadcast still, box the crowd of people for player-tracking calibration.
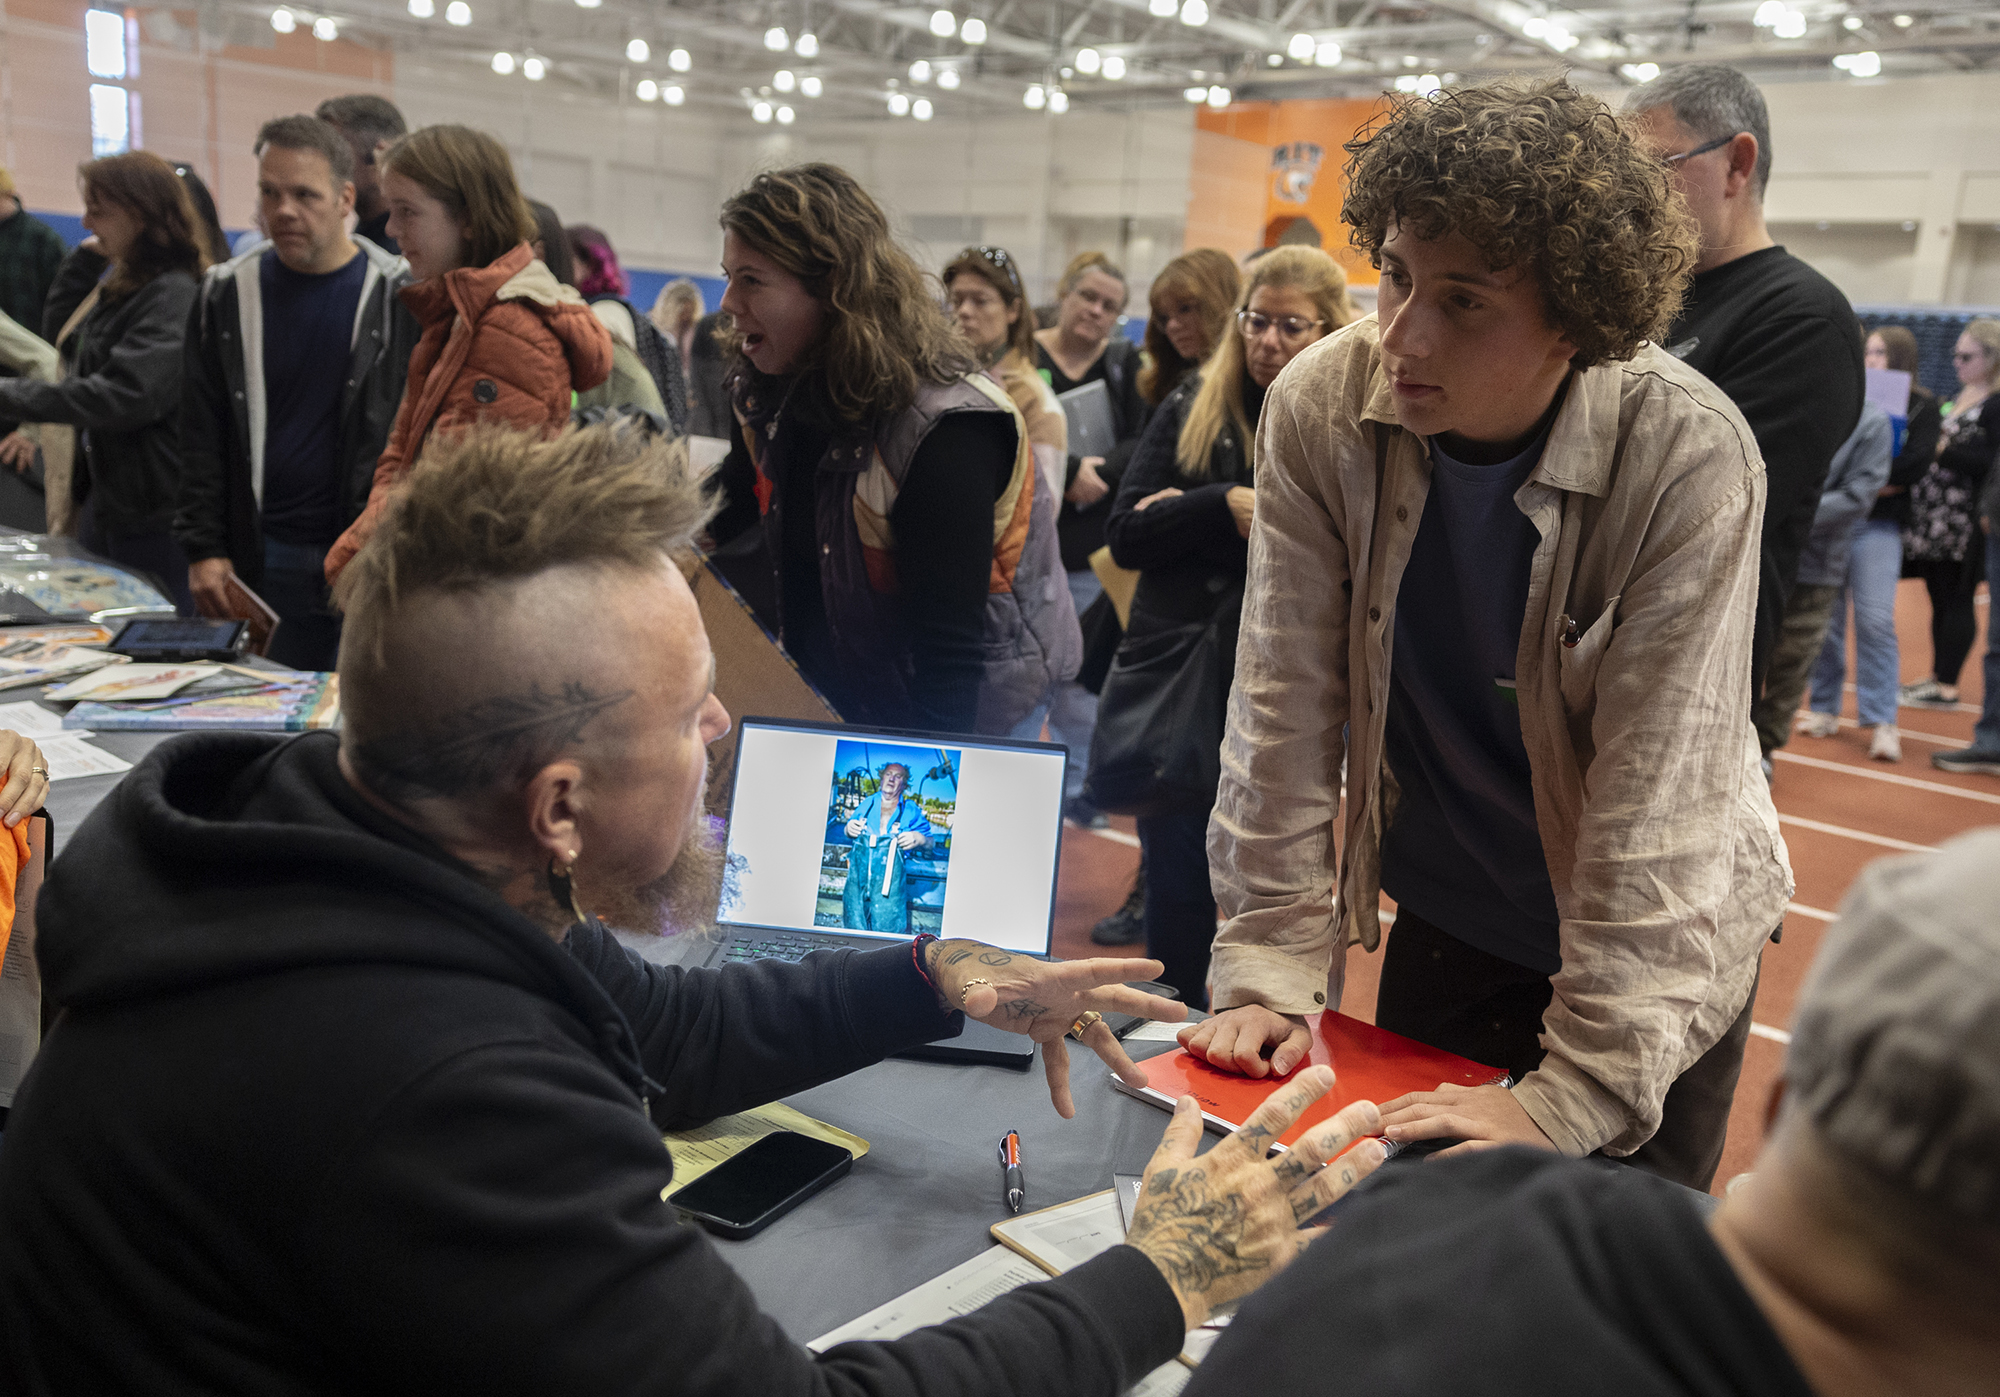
[0,60,1993,1397]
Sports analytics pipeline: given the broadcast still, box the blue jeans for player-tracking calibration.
[260,537,343,672]
[1008,570,1103,804]
[1810,517,1902,728]
[1976,530,2000,752]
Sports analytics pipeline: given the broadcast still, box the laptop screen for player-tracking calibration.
[717,719,1066,953]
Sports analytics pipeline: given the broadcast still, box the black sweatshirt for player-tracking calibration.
[1663,246,1862,691]
[1186,1150,1816,1397]
[0,732,1182,1397]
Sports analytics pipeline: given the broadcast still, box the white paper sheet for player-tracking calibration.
[39,734,133,781]
[1123,1019,1187,1043]
[45,663,220,702]
[808,1244,1191,1395]
[991,1189,1127,1272]
[0,700,73,739]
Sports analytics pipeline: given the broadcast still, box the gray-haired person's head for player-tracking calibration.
[1623,64,1773,201]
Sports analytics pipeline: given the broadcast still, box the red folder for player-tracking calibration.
[1113,1012,1506,1150]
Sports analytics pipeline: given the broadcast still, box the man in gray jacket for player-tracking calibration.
[1758,401,1894,763]
[175,114,417,670]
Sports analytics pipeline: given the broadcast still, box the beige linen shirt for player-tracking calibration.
[1206,315,1794,1159]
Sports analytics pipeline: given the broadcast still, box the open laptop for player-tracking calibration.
[704,717,1069,1068]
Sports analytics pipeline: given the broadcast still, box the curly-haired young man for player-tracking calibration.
[1178,80,1793,1192]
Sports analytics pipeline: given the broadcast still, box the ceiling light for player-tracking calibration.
[445,1,470,24]
[1181,0,1208,25]
[1076,47,1101,74]
[1545,24,1579,50]
[1843,13,1863,27]
[1752,1,1784,25]
[312,15,336,40]
[523,55,546,79]
[774,68,796,90]
[1050,89,1071,112]
[795,31,819,56]
[753,100,773,122]
[1833,48,1881,75]
[1893,12,1913,25]
[668,47,691,71]
[1521,15,1547,36]
[575,0,601,7]
[1102,54,1125,80]
[1151,0,1177,15]
[930,9,956,36]
[1206,84,1229,107]
[636,78,659,100]
[1060,65,1073,77]
[888,90,911,115]
[1772,9,1806,37]
[1620,61,1660,81]
[407,0,433,17]
[1404,53,1420,65]
[801,75,823,96]
[913,98,934,120]
[1414,72,1441,94]
[910,59,932,82]
[1024,83,1046,109]
[1287,32,1315,60]
[937,67,960,88]
[626,38,649,63]
[1316,40,1342,66]
[1393,74,1418,92]
[764,26,788,50]
[491,50,515,74]
[270,7,296,32]
[663,84,685,104]
[961,16,987,43]
[1183,85,1206,101]
[777,104,795,123]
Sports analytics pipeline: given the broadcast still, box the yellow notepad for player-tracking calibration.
[661,1101,870,1198]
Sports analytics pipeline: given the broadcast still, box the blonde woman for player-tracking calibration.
[1095,246,1352,1002]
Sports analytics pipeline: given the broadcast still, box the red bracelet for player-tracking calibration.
[910,933,943,999]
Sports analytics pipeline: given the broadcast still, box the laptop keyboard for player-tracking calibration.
[722,936,828,964]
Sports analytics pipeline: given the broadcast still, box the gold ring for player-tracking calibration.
[28,766,46,776]
[1068,1011,1103,1040]
[957,977,993,1010]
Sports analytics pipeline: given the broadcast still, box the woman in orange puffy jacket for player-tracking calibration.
[324,124,611,581]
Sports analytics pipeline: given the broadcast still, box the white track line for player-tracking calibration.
[1778,813,1937,853]
[1785,901,1838,922]
[1079,824,1141,848]
[1816,717,1968,749]
[1750,1022,1793,1045]
[1773,749,2000,805]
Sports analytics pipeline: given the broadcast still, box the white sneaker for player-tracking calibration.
[1868,725,1902,762]
[1795,711,1841,739]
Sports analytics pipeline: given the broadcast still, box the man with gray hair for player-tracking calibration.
[1626,65,1863,712]
[1187,827,2000,1394]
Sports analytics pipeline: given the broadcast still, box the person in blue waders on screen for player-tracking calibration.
[841,762,933,933]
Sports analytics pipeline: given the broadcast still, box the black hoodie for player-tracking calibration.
[0,732,1181,1396]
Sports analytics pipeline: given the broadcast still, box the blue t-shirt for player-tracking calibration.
[259,249,367,547]
[1378,431,1561,974]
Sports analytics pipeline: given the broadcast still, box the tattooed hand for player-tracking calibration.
[1126,1069,1386,1329]
[924,941,1186,1119]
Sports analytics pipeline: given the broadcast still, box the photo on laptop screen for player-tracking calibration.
[821,738,960,936]
[718,720,1063,955]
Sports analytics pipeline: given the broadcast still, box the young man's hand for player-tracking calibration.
[1127,1070,1386,1329]
[1378,1082,1556,1158]
[1178,1004,1314,1078]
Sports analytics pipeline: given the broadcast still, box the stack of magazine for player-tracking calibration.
[57,665,340,733]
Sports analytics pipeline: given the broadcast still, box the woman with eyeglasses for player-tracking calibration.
[1093,247,1353,1003]
[1896,320,1999,711]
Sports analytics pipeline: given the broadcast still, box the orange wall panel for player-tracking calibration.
[1195,98,1386,287]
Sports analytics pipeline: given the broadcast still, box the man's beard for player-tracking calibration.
[584,816,738,941]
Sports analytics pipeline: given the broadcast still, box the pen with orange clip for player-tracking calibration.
[998,1130,1025,1214]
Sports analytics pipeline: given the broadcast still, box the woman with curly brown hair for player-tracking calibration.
[1179,80,1790,1193]
[711,163,1077,734]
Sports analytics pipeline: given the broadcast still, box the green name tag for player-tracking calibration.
[1493,678,1519,707]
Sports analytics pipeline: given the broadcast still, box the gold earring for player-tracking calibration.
[546,852,586,925]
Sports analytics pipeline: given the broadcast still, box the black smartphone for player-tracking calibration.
[109,617,248,662]
[671,1131,853,1240]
